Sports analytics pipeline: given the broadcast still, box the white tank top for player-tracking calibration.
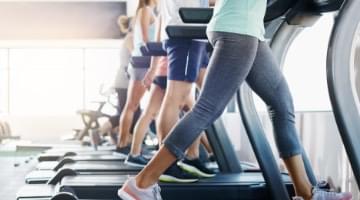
[159,0,208,41]
[132,6,157,56]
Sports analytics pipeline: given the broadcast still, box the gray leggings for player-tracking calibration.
[164,31,303,159]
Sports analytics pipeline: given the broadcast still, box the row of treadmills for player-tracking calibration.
[16,1,359,199]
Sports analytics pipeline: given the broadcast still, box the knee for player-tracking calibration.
[125,102,140,113]
[192,98,223,123]
[267,85,295,121]
[166,92,190,107]
[143,110,158,121]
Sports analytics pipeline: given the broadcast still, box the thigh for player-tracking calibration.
[245,41,288,105]
[196,33,259,114]
[126,80,146,108]
[143,84,165,116]
[128,65,147,81]
[165,39,194,82]
[185,41,207,82]
[116,88,128,113]
[163,80,193,105]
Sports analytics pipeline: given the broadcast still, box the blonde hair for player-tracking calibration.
[117,15,132,34]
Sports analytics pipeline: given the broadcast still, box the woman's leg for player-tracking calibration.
[116,88,128,115]
[118,80,146,148]
[130,84,165,156]
[245,41,312,199]
[182,94,201,159]
[135,33,259,188]
[200,133,214,156]
[196,67,207,89]
[196,60,214,156]
[156,80,192,143]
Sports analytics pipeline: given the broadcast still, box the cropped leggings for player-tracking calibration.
[164,31,316,183]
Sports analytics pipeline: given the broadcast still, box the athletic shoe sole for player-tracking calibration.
[118,188,136,200]
[124,160,146,168]
[159,174,198,183]
[177,161,216,178]
[113,152,128,159]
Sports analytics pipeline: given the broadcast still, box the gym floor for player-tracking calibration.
[0,154,37,199]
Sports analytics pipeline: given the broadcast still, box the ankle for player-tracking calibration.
[130,153,140,157]
[118,141,128,148]
[135,175,154,189]
[296,188,313,200]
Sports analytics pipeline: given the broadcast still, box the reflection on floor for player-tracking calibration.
[0,155,37,200]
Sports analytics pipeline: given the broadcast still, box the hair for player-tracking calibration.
[136,0,152,16]
[117,15,133,34]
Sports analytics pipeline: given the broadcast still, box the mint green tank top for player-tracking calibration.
[207,0,267,41]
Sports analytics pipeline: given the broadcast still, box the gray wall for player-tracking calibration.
[0,2,126,39]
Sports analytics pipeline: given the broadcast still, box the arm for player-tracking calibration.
[124,33,134,52]
[138,7,153,43]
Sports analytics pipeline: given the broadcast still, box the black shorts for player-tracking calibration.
[153,76,167,90]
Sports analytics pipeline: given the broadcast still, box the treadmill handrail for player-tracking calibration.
[179,7,213,24]
[179,4,294,24]
[166,25,207,39]
[326,0,360,189]
[130,56,151,68]
[146,42,167,56]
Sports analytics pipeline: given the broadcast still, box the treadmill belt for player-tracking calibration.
[63,161,142,172]
[59,173,293,200]
[36,155,125,170]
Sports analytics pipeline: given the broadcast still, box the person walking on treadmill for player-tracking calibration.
[126,10,215,177]
[114,0,158,157]
[98,16,141,144]
[126,50,215,168]
[131,0,215,182]
[118,0,353,200]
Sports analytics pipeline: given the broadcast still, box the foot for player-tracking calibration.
[125,154,149,167]
[177,158,216,178]
[311,188,352,200]
[159,163,199,183]
[293,188,352,200]
[208,154,216,162]
[113,146,130,159]
[118,177,162,200]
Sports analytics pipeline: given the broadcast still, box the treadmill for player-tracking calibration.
[37,146,116,162]
[17,1,345,199]
[326,0,360,191]
[17,42,292,199]
[24,49,165,185]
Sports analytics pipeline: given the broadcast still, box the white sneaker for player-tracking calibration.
[118,177,162,200]
[311,188,352,200]
[293,197,304,200]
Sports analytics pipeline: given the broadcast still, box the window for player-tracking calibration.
[0,49,8,114]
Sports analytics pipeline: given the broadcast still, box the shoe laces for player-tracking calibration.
[152,185,162,200]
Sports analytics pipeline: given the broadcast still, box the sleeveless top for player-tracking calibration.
[132,6,157,56]
[207,0,266,41]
